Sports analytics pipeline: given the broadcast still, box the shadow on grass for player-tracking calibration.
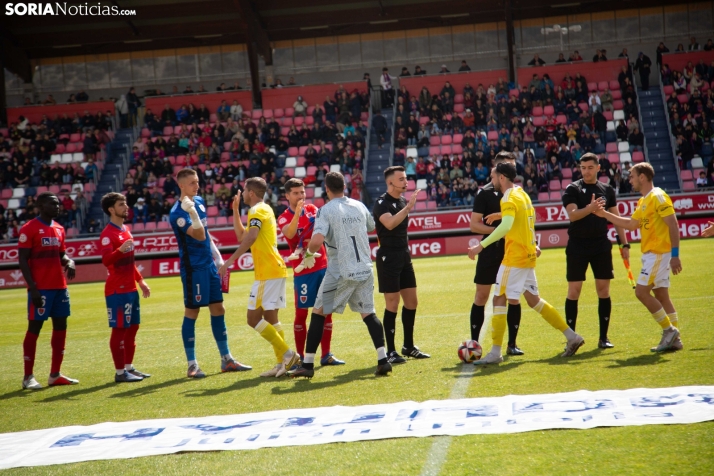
[180,373,283,398]
[472,360,526,376]
[606,353,665,368]
[0,389,37,401]
[40,382,116,403]
[270,367,380,395]
[109,377,193,399]
[536,347,612,366]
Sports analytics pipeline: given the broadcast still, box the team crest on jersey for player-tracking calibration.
[41,237,60,246]
[107,309,112,321]
[196,294,202,302]
[198,204,206,212]
[19,233,27,243]
[101,237,110,246]
[177,217,186,227]
[300,296,307,304]
[38,308,45,316]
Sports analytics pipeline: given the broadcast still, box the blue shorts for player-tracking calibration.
[27,289,70,321]
[181,263,223,309]
[106,291,141,328]
[294,268,326,309]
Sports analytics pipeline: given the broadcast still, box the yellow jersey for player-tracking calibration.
[247,202,287,281]
[501,186,537,269]
[631,187,675,254]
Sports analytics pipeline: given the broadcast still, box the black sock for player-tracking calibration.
[364,313,386,351]
[305,313,326,356]
[565,299,578,330]
[383,309,397,353]
[401,307,416,349]
[470,304,485,341]
[598,297,612,341]
[507,304,522,348]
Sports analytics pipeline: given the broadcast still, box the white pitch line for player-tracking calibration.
[419,302,492,476]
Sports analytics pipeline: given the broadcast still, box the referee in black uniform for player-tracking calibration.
[373,166,430,364]
[562,152,629,348]
[468,151,524,355]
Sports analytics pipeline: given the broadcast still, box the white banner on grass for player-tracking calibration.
[1,385,713,469]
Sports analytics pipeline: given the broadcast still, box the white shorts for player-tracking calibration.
[314,270,375,315]
[637,252,671,289]
[248,278,287,311]
[494,265,539,300]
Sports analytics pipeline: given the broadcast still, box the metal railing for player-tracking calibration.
[658,72,684,191]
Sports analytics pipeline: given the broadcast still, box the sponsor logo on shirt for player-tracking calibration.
[101,237,110,246]
[41,237,60,246]
[177,217,186,227]
[19,233,27,243]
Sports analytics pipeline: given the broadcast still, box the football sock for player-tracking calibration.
[110,328,126,372]
[273,322,285,341]
[563,328,577,340]
[533,299,569,332]
[383,309,397,353]
[182,317,197,362]
[491,306,507,347]
[305,313,326,356]
[363,313,387,364]
[470,304,485,341]
[125,324,139,365]
[565,298,578,330]
[321,314,333,358]
[254,319,289,361]
[667,312,679,328]
[507,304,521,347]
[23,331,39,377]
[489,345,502,358]
[402,307,416,349]
[598,298,611,341]
[302,353,315,370]
[294,308,309,357]
[50,330,66,375]
[210,315,230,357]
[651,308,671,329]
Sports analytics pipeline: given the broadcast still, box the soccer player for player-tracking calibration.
[468,152,525,355]
[592,163,683,352]
[219,177,300,377]
[100,192,152,383]
[278,178,345,366]
[170,168,250,378]
[18,192,78,390]
[562,153,630,348]
[372,166,430,364]
[468,163,585,364]
[288,172,391,378]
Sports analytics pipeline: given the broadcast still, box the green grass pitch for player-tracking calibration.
[1,240,713,475]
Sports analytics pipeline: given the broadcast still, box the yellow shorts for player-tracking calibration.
[637,252,670,289]
[494,265,539,300]
[248,278,287,311]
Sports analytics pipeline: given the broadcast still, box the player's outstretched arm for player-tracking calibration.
[306,233,325,254]
[593,203,639,231]
[662,214,682,275]
[470,212,495,235]
[219,227,258,277]
[701,221,714,237]
[565,193,606,222]
[608,205,630,260]
[378,190,420,230]
[209,235,225,267]
[468,215,514,260]
[18,248,42,308]
[231,194,246,241]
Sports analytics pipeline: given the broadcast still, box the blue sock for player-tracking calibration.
[182,317,196,362]
[210,315,230,357]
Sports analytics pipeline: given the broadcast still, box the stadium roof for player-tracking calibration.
[0,0,685,81]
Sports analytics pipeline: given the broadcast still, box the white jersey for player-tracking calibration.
[314,196,375,281]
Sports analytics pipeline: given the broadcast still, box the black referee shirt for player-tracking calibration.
[562,179,617,240]
[373,192,409,249]
[472,182,503,238]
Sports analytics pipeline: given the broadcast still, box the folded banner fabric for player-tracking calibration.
[1,386,713,469]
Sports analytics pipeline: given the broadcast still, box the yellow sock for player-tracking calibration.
[491,306,507,347]
[533,299,569,332]
[667,312,678,329]
[274,322,286,363]
[652,308,671,329]
[255,319,289,361]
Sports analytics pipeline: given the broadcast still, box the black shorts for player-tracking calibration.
[566,238,614,282]
[376,248,417,293]
[474,243,504,285]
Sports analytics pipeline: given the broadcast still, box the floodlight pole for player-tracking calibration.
[504,0,516,84]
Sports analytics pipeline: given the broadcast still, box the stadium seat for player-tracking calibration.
[537,192,549,202]
[1,189,12,199]
[532,117,545,127]
[587,82,598,92]
[426,201,437,210]
[313,198,325,208]
[252,110,262,119]
[441,135,452,145]
[453,133,463,144]
[145,222,157,231]
[330,164,341,173]
[677,94,688,104]
[543,106,554,117]
[306,166,317,176]
[430,136,440,146]
[561,179,572,189]
[680,170,693,181]
[415,202,427,211]
[133,223,145,232]
[65,143,77,153]
[606,142,618,153]
[608,153,620,164]
[55,143,66,153]
[207,206,219,217]
[598,176,610,184]
[406,148,418,158]
[416,179,427,189]
[549,180,561,191]
[407,180,416,191]
[631,151,644,163]
[8,198,20,209]
[682,181,695,191]
[619,152,632,163]
[609,80,620,90]
[157,221,171,230]
[50,154,62,163]
[141,128,151,138]
[532,106,544,117]
[611,89,622,100]
[452,144,463,154]
[603,111,613,121]
[549,191,561,201]
[429,146,440,156]
[216,216,229,226]
[618,141,629,152]
[691,157,704,169]
[454,94,464,104]
[206,217,216,226]
[294,167,306,178]
[579,103,589,112]
[416,190,427,200]
[454,104,464,113]
[555,115,567,125]
[285,108,294,117]
[606,120,615,131]
[441,145,452,155]
[562,167,572,179]
[305,187,315,198]
[598,81,609,91]
[487,131,498,141]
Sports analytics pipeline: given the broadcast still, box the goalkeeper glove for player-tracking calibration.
[295,251,320,273]
[181,196,203,229]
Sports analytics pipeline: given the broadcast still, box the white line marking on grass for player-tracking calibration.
[419,303,492,476]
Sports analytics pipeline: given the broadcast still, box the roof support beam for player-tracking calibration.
[504,0,516,84]
[233,0,272,65]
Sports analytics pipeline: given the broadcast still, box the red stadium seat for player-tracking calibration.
[454,104,464,113]
[288,147,299,156]
[454,94,464,104]
[607,153,620,164]
[682,181,695,191]
[206,217,217,226]
[441,145,452,155]
[663,85,674,95]
[598,176,610,183]
[252,110,262,119]
[561,167,572,179]
[549,180,561,191]
[611,90,622,100]
[632,151,645,163]
[561,179,572,189]
[133,223,145,232]
[274,108,284,118]
[441,135,452,145]
[680,170,693,181]
[532,106,544,116]
[313,198,325,208]
[427,201,437,210]
[487,131,498,141]
[429,146,440,156]
[544,105,554,117]
[452,144,463,154]
[533,116,545,126]
[407,180,416,191]
[549,191,561,201]
[587,82,598,92]
[537,192,549,202]
[157,221,171,230]
[555,115,567,125]
[603,111,614,121]
[452,133,463,144]
[598,81,609,91]
[677,94,688,104]
[606,142,618,153]
[609,80,620,90]
[145,222,157,231]
[416,190,427,200]
[216,217,229,226]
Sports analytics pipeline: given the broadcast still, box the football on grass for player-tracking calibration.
[458,340,482,363]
